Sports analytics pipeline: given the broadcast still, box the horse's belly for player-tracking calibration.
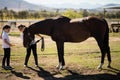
[65,31,90,42]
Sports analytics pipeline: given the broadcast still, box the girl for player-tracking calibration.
[1,25,13,70]
[18,25,42,67]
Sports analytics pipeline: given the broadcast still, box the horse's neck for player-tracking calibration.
[29,24,52,36]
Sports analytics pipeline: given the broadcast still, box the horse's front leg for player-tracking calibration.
[56,41,65,70]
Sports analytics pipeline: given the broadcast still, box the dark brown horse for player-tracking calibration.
[22,16,111,70]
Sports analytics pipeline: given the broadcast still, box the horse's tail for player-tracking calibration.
[102,19,109,46]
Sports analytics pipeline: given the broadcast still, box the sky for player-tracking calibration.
[24,0,120,9]
[24,0,120,5]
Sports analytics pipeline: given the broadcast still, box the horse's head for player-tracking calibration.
[23,27,34,48]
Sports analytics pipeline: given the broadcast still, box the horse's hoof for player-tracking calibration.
[97,66,102,70]
[56,65,60,69]
[97,67,102,72]
[60,66,64,70]
[97,63,103,70]
[56,65,64,70]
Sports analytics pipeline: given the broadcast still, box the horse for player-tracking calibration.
[22,16,111,70]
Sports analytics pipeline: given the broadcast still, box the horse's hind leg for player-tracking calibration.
[106,45,111,68]
[95,37,106,69]
[96,35,112,69]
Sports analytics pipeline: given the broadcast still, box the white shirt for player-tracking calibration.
[2,31,10,48]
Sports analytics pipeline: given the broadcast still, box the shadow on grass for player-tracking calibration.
[27,66,120,80]
[103,67,120,73]
[11,70,30,79]
[27,66,58,80]
[63,69,120,80]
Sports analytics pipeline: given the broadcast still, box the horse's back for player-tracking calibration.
[70,17,89,23]
[52,17,91,42]
[53,17,107,42]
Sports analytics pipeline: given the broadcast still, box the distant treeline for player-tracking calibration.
[0,7,120,20]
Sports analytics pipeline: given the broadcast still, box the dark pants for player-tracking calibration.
[2,48,11,66]
[24,44,38,65]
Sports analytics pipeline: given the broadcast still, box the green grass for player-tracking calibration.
[9,32,20,37]
[109,33,120,37]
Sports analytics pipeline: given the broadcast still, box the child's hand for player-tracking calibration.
[10,44,15,46]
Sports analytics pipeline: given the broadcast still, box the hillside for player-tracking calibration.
[0,0,48,11]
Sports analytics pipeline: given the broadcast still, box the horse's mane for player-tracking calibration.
[53,16,71,24]
[29,16,71,27]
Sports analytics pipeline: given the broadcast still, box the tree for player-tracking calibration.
[33,12,40,19]
[0,10,3,20]
[82,9,89,17]
[18,11,29,19]
[116,11,120,18]
[62,9,83,18]
[2,7,9,20]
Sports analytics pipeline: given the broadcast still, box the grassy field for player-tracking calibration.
[0,32,120,80]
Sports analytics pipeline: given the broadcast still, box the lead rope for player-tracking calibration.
[35,37,45,51]
[41,37,44,51]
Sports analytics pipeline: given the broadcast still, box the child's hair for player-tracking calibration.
[18,24,26,29]
[3,25,11,30]
[1,25,11,38]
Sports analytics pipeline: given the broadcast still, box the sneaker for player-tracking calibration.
[35,65,39,67]
[6,66,13,70]
[24,65,27,68]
